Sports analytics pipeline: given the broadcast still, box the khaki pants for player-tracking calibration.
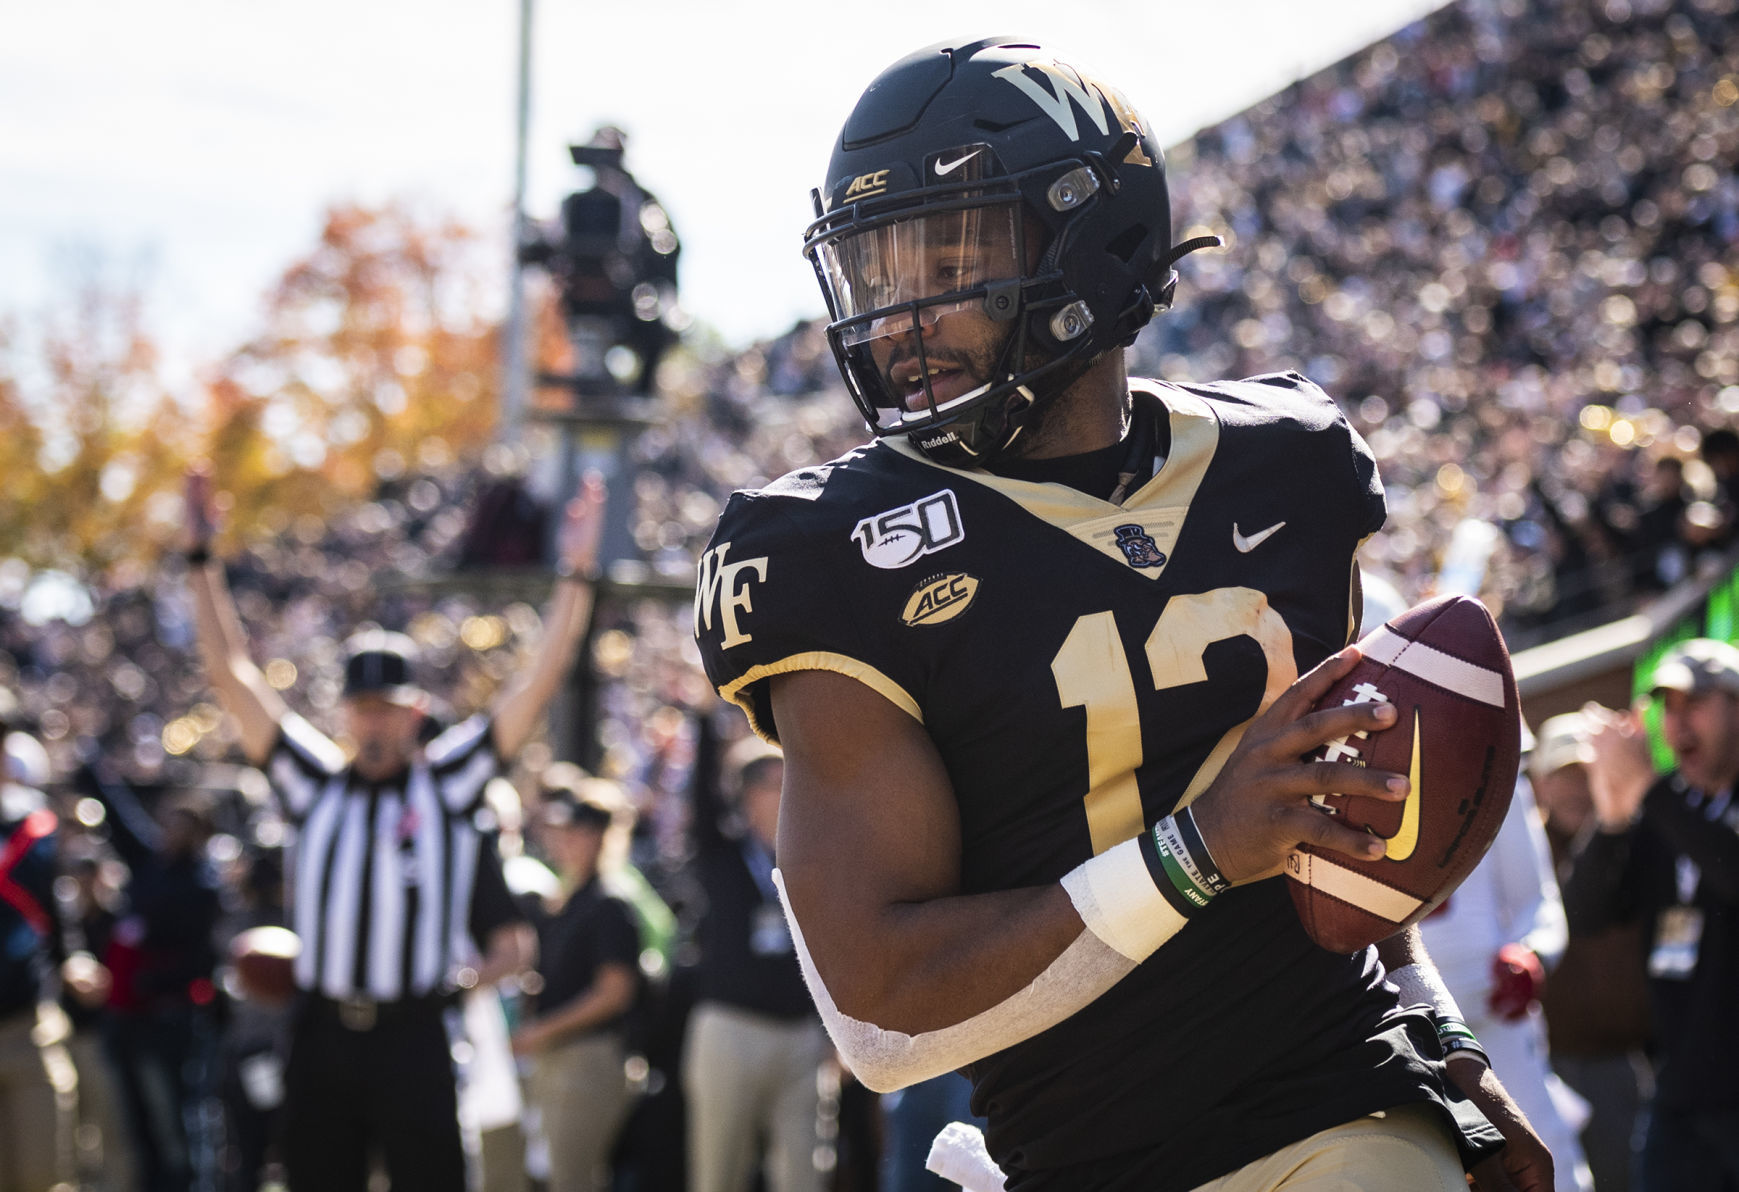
[0,1008,73,1192]
[527,1032,632,1192]
[1192,1103,1466,1192]
[682,1003,826,1192]
[65,1030,133,1188]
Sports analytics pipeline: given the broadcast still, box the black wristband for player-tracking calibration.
[1440,1035,1491,1067]
[1133,814,1217,918]
[185,545,211,566]
[1171,806,1230,896]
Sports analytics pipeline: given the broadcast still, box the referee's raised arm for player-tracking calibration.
[489,471,607,759]
[181,464,287,766]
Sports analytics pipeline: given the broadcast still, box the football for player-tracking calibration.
[1285,594,1521,953]
[230,925,301,1007]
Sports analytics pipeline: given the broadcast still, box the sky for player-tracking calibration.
[1,0,1450,383]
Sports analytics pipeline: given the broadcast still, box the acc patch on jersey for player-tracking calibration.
[902,572,979,627]
[853,490,965,569]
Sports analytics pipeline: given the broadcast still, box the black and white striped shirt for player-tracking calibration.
[267,712,501,1002]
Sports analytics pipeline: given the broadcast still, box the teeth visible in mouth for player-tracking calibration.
[903,366,950,384]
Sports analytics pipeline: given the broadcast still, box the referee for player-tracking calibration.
[183,466,607,1192]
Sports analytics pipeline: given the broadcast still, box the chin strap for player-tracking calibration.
[1162,234,1224,269]
[1141,234,1225,324]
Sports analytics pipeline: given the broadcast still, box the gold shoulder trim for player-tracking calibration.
[719,651,923,745]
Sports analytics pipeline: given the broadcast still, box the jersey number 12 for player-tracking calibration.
[1051,586,1297,854]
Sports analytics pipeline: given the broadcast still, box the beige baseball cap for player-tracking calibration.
[1650,638,1739,698]
[1529,712,1595,782]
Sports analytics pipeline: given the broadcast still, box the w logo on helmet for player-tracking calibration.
[992,61,1155,165]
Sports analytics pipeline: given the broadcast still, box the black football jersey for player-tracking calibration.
[694,374,1501,1188]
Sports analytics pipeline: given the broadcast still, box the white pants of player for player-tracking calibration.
[931,1102,1467,1192]
[1192,1104,1466,1191]
[683,1002,827,1192]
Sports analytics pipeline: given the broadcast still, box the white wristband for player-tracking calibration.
[1387,961,1464,1023]
[1061,836,1188,963]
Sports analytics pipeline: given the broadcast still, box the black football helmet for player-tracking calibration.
[803,36,1217,466]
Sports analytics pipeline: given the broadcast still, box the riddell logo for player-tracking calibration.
[843,170,891,200]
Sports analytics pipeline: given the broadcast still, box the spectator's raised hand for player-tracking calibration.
[1580,701,1655,830]
[556,471,607,579]
[183,463,218,557]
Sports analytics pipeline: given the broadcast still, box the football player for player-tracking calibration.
[694,36,1551,1191]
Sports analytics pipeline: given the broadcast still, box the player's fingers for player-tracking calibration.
[1267,700,1397,758]
[1291,760,1408,802]
[1285,806,1388,862]
[1265,646,1363,722]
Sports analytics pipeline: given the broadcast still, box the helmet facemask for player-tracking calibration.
[807,185,1097,466]
[818,200,1011,440]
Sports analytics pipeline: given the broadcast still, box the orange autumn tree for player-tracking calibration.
[202,202,504,542]
[0,204,527,573]
[0,283,190,573]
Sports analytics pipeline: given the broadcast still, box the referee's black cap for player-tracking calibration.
[540,790,614,831]
[341,629,426,706]
[536,763,623,832]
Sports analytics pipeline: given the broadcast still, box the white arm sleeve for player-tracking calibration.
[771,835,1188,1094]
[1498,779,1569,970]
[1388,961,1465,1022]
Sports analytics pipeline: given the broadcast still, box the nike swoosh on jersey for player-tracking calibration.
[933,148,984,176]
[1384,710,1422,862]
[1231,521,1286,552]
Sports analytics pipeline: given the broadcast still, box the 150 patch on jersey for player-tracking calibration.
[852,490,965,569]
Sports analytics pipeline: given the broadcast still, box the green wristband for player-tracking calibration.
[1141,816,1217,914]
[1435,1017,1490,1066]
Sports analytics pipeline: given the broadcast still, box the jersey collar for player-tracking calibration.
[883,380,1221,578]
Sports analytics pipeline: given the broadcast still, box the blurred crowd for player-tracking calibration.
[3,0,1739,1188]
[1148,0,1739,639]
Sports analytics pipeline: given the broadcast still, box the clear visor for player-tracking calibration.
[814,205,1024,349]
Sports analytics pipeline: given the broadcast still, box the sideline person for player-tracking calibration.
[1569,639,1739,1190]
[513,770,642,1192]
[185,466,606,1191]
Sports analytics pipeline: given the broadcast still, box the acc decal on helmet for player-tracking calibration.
[803,36,1218,466]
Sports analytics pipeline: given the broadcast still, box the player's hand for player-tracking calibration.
[183,463,219,555]
[1580,701,1653,830]
[1487,943,1544,1021]
[1189,646,1408,886]
[555,471,607,578]
[1450,1060,1554,1192]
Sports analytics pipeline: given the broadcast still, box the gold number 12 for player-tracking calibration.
[1051,587,1297,855]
